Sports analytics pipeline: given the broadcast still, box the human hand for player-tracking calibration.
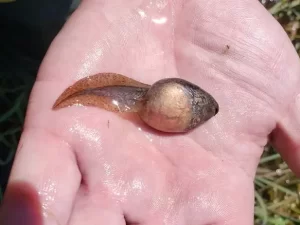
[1,0,300,225]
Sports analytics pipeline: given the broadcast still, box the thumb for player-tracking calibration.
[271,92,300,177]
[0,181,43,225]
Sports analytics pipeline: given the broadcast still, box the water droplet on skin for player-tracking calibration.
[137,9,147,18]
[152,17,167,24]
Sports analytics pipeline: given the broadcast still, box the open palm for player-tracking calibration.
[2,0,300,225]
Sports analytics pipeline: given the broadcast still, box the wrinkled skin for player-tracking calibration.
[1,0,300,224]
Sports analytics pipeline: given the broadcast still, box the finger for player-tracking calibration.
[67,191,126,225]
[271,92,300,177]
[5,128,81,225]
[185,180,255,225]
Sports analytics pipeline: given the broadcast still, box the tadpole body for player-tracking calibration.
[53,73,219,133]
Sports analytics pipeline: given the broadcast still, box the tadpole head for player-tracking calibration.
[187,82,219,131]
[138,78,219,133]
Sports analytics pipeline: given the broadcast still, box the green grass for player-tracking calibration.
[255,147,300,224]
[0,1,299,224]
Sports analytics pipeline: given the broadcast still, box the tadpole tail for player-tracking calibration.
[53,86,149,113]
[52,72,150,110]
[52,88,124,112]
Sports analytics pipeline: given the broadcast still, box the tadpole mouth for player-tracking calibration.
[215,104,219,115]
[212,99,219,115]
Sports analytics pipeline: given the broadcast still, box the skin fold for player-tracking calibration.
[1,0,300,225]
